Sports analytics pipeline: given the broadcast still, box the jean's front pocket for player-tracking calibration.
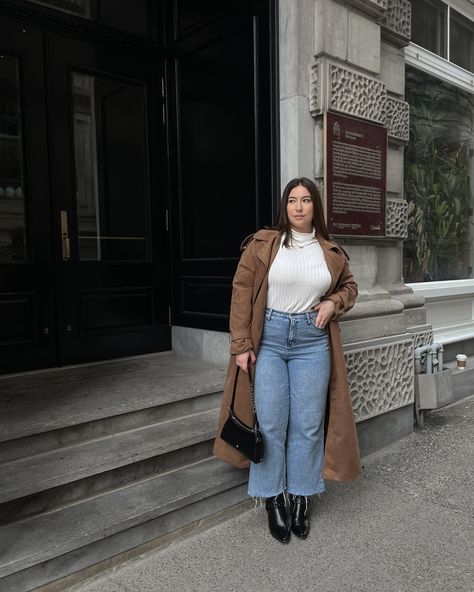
[308,317,328,334]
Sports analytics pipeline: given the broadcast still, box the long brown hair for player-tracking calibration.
[271,177,331,247]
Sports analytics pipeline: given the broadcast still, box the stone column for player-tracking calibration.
[280,0,430,453]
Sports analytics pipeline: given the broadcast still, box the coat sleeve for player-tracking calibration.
[229,242,258,355]
[322,258,358,321]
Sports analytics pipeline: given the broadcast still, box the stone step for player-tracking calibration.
[0,353,226,461]
[0,408,219,506]
[0,440,214,526]
[0,457,247,583]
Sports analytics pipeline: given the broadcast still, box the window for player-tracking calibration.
[404,67,474,282]
[26,1,150,37]
[0,56,27,262]
[450,9,474,72]
[411,0,447,57]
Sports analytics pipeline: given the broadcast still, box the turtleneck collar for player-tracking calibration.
[291,228,315,241]
[282,227,317,249]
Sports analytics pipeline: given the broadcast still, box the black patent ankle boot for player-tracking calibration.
[265,493,291,544]
[289,494,310,539]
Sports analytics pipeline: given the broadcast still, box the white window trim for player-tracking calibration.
[405,44,474,93]
[407,280,474,344]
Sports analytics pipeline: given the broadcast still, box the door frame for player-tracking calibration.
[0,2,172,372]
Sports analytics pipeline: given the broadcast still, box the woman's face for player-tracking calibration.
[287,185,314,233]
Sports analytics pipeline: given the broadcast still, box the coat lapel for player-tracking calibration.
[318,237,346,297]
[253,233,281,300]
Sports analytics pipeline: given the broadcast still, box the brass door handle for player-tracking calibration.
[60,210,71,261]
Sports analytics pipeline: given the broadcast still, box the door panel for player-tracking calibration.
[0,21,56,372]
[72,72,150,262]
[48,34,170,364]
[168,1,277,331]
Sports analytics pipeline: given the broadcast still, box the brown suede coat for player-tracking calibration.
[213,228,361,481]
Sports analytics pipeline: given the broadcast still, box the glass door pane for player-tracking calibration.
[0,55,27,262]
[27,0,92,17]
[72,72,150,261]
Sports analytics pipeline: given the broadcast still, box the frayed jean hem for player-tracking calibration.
[247,484,325,509]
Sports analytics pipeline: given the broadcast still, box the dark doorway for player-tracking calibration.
[167,0,279,331]
[0,14,170,373]
[0,0,277,373]
[47,34,170,365]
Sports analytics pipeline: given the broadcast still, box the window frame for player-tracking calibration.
[409,0,474,74]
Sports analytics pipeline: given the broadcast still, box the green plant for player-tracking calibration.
[404,69,474,282]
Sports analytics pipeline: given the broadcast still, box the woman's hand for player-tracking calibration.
[311,300,335,328]
[235,350,256,373]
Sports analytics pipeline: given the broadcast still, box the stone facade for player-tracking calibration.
[280,0,427,440]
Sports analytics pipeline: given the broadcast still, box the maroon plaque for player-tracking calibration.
[324,112,387,236]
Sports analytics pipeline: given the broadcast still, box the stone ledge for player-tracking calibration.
[346,0,388,19]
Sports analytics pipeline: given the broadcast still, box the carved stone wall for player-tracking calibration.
[346,339,414,421]
[386,198,408,238]
[310,59,386,124]
[411,330,434,350]
[381,0,411,46]
[384,96,409,143]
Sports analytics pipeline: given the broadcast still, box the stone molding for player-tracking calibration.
[384,95,410,143]
[386,198,408,238]
[310,59,386,124]
[346,338,414,421]
[381,0,411,47]
[346,0,388,18]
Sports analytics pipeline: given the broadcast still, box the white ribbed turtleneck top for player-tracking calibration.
[266,229,332,313]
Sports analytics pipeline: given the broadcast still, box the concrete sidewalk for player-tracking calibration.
[70,396,474,592]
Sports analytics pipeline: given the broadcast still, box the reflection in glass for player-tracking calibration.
[72,73,149,261]
[411,0,446,57]
[404,67,474,282]
[27,0,92,18]
[450,10,474,73]
[0,56,27,262]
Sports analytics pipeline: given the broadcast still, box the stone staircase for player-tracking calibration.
[0,353,248,592]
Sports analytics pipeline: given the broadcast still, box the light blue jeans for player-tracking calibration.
[248,307,331,498]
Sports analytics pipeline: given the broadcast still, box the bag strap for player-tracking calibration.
[229,364,258,421]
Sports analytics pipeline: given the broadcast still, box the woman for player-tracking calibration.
[213,177,361,544]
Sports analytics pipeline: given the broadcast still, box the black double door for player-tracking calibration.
[167,0,278,331]
[0,19,170,373]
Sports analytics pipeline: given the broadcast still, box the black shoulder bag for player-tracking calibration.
[220,365,264,463]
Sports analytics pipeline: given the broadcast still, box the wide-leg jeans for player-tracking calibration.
[248,307,331,498]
